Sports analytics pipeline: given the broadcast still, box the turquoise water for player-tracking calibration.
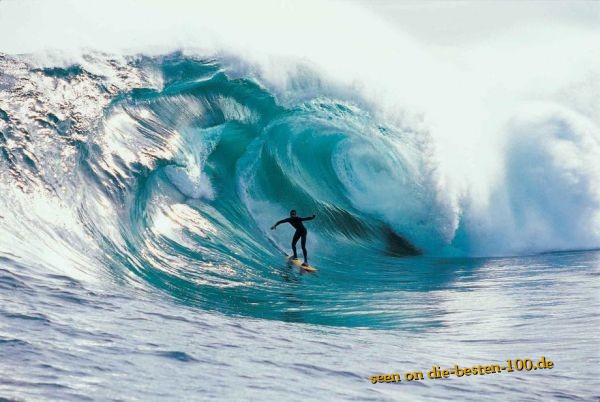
[0,53,599,400]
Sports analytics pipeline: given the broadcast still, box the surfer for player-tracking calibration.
[271,210,316,266]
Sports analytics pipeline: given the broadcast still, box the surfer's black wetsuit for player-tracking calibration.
[273,216,315,262]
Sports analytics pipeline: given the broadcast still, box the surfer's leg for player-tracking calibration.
[301,232,308,264]
[291,231,301,259]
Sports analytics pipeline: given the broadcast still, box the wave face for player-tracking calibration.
[0,53,435,323]
[1,50,598,323]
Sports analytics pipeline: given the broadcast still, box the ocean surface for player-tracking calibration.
[0,1,599,399]
[1,246,598,400]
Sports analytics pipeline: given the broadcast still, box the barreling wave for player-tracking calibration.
[1,0,599,324]
[0,53,439,322]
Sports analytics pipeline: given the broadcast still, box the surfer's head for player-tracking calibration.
[290,210,297,217]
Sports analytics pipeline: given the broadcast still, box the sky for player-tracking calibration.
[356,0,599,45]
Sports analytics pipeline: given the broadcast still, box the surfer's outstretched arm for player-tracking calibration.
[271,218,290,230]
[301,214,316,221]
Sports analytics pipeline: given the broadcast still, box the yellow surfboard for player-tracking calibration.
[287,256,317,272]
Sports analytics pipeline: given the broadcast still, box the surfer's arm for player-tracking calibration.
[271,218,290,230]
[301,215,316,221]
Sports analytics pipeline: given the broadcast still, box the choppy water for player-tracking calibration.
[1,250,598,400]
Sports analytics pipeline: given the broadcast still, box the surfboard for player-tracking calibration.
[287,256,317,272]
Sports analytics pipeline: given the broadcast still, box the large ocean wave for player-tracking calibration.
[0,1,599,323]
